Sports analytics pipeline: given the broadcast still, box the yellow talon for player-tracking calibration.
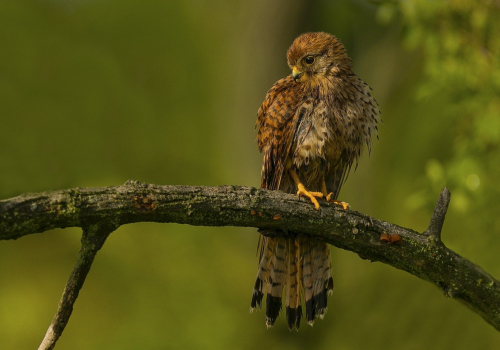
[297,183,322,210]
[289,169,325,210]
[335,201,349,210]
[325,193,349,210]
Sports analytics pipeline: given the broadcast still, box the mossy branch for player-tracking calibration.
[1,181,499,348]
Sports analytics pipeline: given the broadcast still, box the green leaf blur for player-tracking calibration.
[1,0,499,348]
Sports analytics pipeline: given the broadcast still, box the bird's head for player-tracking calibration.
[287,32,352,84]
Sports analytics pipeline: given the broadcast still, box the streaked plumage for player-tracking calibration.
[250,32,380,330]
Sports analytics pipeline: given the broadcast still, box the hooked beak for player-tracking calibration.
[292,66,303,81]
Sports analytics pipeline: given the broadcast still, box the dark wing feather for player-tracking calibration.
[324,153,354,201]
[256,76,304,190]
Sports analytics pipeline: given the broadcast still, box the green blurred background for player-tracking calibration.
[1,0,500,349]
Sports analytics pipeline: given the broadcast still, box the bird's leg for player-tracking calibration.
[289,169,323,210]
[320,180,328,197]
[322,178,349,210]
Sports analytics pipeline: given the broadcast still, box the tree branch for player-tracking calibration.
[1,181,499,346]
[38,223,115,350]
[424,187,451,241]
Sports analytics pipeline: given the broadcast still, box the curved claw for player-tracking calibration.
[325,193,349,210]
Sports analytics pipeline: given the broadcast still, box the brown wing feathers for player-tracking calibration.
[257,76,303,190]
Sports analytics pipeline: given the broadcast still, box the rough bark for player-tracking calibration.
[37,223,114,350]
[1,180,499,348]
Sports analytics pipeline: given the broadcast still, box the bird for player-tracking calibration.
[250,32,380,330]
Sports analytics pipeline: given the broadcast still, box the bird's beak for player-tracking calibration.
[292,67,303,81]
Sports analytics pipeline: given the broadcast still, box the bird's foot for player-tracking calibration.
[325,193,349,210]
[297,183,323,210]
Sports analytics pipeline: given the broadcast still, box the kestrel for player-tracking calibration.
[250,32,380,330]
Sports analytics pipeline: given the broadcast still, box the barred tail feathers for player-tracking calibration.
[300,238,315,324]
[312,241,333,319]
[250,235,275,311]
[286,238,302,330]
[251,235,333,329]
[265,237,288,327]
[299,237,333,325]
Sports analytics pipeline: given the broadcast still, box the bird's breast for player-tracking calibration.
[292,106,342,170]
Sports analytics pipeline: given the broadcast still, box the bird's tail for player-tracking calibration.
[300,238,334,324]
[250,233,333,330]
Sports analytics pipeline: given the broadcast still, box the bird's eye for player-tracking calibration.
[303,56,315,65]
